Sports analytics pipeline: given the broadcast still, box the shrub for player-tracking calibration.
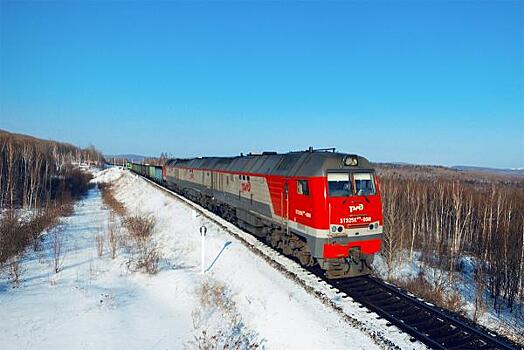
[186,279,264,349]
[393,271,466,316]
[127,245,160,274]
[123,215,155,243]
[107,213,119,259]
[200,280,235,315]
[99,183,126,216]
[123,214,160,275]
[445,290,466,314]
[0,211,28,265]
[190,327,264,350]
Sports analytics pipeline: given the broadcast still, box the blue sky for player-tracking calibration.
[1,1,523,168]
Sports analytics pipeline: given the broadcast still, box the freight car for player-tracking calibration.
[159,148,383,279]
[154,165,163,182]
[128,163,164,183]
[130,163,147,177]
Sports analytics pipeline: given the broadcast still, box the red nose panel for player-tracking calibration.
[323,239,381,258]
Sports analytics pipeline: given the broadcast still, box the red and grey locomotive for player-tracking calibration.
[154,148,383,279]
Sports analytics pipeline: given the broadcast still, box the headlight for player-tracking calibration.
[337,226,344,233]
[343,155,358,166]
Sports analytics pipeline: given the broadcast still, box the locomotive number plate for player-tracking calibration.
[340,216,372,224]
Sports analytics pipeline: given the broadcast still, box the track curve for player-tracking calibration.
[131,169,521,350]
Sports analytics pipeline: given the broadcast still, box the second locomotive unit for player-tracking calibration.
[131,148,383,279]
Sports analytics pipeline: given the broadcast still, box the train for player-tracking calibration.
[128,148,383,279]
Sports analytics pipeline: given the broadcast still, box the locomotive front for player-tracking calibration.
[315,154,383,278]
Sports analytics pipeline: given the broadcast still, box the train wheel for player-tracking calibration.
[296,249,314,266]
[325,258,349,279]
[289,236,315,266]
[266,229,282,249]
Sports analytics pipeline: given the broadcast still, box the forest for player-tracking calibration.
[377,163,524,319]
[0,129,104,266]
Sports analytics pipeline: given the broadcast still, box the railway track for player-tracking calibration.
[132,170,520,350]
[329,275,519,350]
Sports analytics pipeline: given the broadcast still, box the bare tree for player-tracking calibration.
[5,138,16,207]
[8,256,24,288]
[0,136,5,207]
[380,180,402,279]
[95,231,105,257]
[52,224,66,273]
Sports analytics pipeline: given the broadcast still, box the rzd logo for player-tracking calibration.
[241,182,251,192]
[349,204,364,213]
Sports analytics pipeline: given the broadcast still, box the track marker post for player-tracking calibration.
[200,225,207,274]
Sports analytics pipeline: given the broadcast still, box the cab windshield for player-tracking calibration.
[327,172,376,197]
[354,173,376,196]
[327,173,352,197]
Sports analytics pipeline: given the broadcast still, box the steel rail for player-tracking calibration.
[330,276,519,350]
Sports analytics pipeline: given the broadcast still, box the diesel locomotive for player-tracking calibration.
[129,148,383,279]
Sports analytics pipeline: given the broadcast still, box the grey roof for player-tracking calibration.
[165,151,374,177]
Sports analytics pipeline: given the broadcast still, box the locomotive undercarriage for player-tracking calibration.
[264,226,316,267]
[228,208,317,268]
[164,179,372,279]
[323,249,374,279]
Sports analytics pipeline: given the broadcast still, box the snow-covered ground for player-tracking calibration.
[1,167,418,349]
[373,251,524,344]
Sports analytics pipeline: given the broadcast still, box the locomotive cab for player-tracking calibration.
[321,166,383,278]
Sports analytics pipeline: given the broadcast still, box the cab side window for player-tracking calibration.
[297,180,310,195]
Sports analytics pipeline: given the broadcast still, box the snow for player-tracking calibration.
[373,250,524,344]
[0,167,418,349]
[0,185,195,349]
[89,166,123,183]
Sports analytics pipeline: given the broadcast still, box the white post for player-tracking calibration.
[200,225,207,274]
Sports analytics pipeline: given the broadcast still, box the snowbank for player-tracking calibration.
[89,167,123,184]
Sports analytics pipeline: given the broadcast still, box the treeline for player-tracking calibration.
[377,164,524,313]
[0,129,103,209]
[0,129,104,271]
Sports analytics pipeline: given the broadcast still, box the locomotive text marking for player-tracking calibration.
[340,216,372,224]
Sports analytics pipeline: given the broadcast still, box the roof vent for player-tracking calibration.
[307,147,336,153]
